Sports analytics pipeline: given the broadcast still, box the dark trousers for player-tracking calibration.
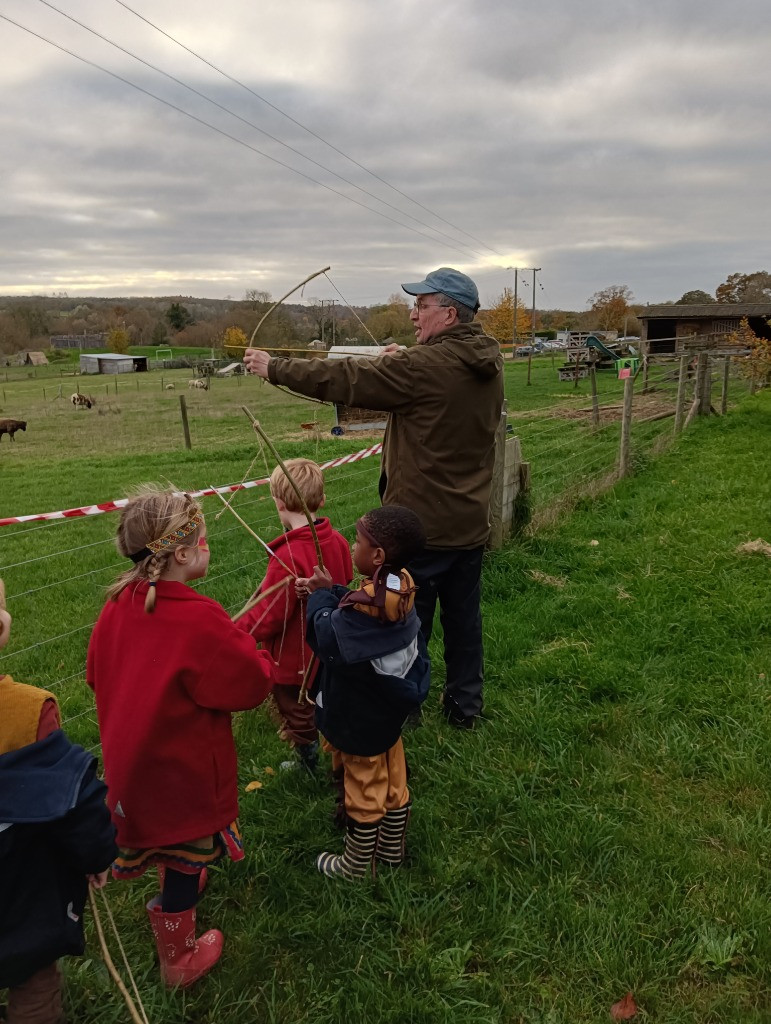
[408,546,484,719]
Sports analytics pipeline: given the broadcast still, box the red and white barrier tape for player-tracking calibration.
[0,442,383,528]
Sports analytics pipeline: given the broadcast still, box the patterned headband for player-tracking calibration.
[128,511,204,564]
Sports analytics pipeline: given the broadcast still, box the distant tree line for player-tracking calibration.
[1,270,769,355]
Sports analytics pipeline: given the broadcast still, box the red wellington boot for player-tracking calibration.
[146,898,223,988]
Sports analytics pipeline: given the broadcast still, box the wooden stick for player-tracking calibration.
[0,577,6,639]
[232,576,292,622]
[248,267,331,346]
[241,408,325,570]
[210,489,296,578]
[89,890,148,1024]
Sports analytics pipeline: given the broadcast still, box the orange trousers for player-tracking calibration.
[322,736,409,824]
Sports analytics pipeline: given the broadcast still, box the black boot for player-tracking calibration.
[317,819,380,880]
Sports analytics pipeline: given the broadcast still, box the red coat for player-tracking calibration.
[86,580,274,848]
[237,518,352,686]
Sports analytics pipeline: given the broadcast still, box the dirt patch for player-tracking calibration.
[510,396,674,425]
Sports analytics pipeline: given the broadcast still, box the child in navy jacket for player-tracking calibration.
[296,505,430,880]
[0,579,117,1024]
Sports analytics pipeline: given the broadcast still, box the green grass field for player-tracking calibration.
[0,357,767,1023]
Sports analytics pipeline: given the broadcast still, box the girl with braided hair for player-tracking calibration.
[86,486,274,988]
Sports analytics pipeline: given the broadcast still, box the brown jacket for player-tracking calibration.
[269,322,504,547]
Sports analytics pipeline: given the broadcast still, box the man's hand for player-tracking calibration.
[295,565,333,598]
[87,870,110,889]
[379,343,401,354]
[243,349,271,378]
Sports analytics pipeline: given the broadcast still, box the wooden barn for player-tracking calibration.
[639,303,771,355]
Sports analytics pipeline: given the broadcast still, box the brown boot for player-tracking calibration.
[146,897,223,988]
[6,962,64,1024]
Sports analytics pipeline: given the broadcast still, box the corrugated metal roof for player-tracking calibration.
[640,303,771,319]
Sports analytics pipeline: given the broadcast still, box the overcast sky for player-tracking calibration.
[1,0,769,311]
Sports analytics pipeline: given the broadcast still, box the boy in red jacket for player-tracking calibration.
[237,459,352,772]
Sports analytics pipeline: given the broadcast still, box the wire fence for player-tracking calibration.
[0,351,756,746]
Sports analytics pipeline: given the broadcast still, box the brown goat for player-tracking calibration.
[0,419,27,441]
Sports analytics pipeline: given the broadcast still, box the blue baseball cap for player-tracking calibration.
[401,267,480,313]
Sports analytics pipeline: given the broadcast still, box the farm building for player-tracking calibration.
[327,345,391,430]
[639,303,771,355]
[79,352,149,374]
[50,333,106,350]
[17,350,49,366]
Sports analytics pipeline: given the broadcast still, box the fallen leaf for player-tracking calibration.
[528,569,566,588]
[610,991,638,1020]
[736,538,771,558]
[264,766,276,776]
[590,539,600,547]
[244,780,263,792]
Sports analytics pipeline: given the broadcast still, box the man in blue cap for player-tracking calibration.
[244,267,503,728]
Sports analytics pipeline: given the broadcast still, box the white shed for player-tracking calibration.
[79,353,148,374]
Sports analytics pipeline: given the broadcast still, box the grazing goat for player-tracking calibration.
[70,393,94,409]
[188,379,208,390]
[0,419,27,442]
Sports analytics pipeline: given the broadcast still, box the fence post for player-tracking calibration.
[696,352,710,416]
[721,356,730,415]
[618,375,634,477]
[179,395,192,450]
[641,354,650,394]
[674,354,688,434]
[488,402,508,549]
[590,366,600,428]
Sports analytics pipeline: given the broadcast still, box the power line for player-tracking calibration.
[35,0,493,260]
[112,0,504,259]
[0,12,486,261]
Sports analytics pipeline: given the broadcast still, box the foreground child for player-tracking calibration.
[87,488,274,988]
[0,578,117,1023]
[237,458,352,772]
[296,505,430,880]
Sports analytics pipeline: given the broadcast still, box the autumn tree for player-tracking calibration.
[365,298,412,343]
[587,285,635,332]
[728,317,771,389]
[676,289,714,304]
[107,327,130,354]
[716,271,771,303]
[223,326,249,358]
[151,321,168,346]
[479,288,531,343]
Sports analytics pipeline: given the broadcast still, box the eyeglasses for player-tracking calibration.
[412,300,444,313]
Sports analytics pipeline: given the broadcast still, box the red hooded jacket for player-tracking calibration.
[237,518,353,685]
[86,580,273,848]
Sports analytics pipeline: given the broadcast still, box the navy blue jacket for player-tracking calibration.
[306,586,430,756]
[0,731,117,988]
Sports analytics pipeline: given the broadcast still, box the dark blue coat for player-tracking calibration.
[306,586,430,756]
[0,730,117,988]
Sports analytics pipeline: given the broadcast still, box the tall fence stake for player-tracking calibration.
[179,395,192,450]
[590,367,600,428]
[696,352,711,416]
[721,356,730,415]
[618,376,634,477]
[674,354,688,434]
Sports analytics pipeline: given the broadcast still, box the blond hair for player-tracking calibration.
[106,485,203,613]
[269,458,324,514]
